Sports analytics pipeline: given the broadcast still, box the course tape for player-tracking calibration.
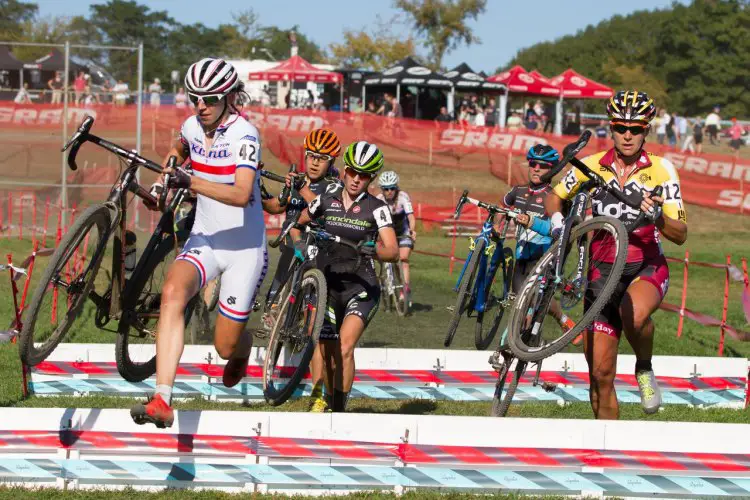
[0,458,749,495]
[33,362,745,391]
[3,431,750,474]
[28,380,745,407]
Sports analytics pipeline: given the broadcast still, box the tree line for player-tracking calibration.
[507,0,749,118]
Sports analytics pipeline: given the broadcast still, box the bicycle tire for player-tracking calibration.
[474,247,514,350]
[491,358,526,417]
[263,268,327,406]
[206,276,221,312]
[115,237,196,382]
[444,238,484,348]
[394,263,409,317]
[379,265,392,313]
[508,216,628,362]
[19,204,111,366]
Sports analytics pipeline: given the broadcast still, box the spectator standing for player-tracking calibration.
[467,95,479,125]
[506,110,523,130]
[174,87,188,108]
[148,78,162,107]
[73,71,86,105]
[434,105,452,123]
[681,118,702,153]
[14,82,32,104]
[705,106,721,145]
[113,80,129,107]
[365,100,377,114]
[542,102,554,133]
[676,114,688,146]
[47,72,63,104]
[385,92,402,118]
[474,107,486,127]
[666,113,677,148]
[655,108,669,145]
[485,97,497,128]
[728,118,745,158]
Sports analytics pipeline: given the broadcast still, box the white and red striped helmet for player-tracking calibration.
[184,58,238,96]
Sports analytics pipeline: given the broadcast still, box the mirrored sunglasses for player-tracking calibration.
[188,92,224,106]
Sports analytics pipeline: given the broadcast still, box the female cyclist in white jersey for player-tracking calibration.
[131,58,266,428]
[376,171,416,299]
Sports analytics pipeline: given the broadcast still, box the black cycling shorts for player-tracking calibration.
[319,275,380,341]
[585,255,669,338]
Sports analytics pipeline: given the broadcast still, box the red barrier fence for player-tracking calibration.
[2,103,749,215]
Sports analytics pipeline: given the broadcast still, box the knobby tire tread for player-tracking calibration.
[444,238,484,348]
[508,216,628,362]
[19,204,111,366]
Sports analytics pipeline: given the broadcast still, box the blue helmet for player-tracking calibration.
[526,144,559,167]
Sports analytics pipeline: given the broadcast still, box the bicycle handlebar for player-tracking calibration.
[453,189,520,220]
[277,164,297,207]
[269,209,301,249]
[539,130,592,184]
[63,116,163,175]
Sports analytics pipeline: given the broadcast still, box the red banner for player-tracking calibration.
[2,103,748,215]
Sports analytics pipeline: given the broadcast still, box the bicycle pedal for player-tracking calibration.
[252,300,262,312]
[251,328,269,339]
[541,381,557,392]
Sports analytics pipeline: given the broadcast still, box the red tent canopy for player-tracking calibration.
[487,65,560,96]
[550,69,613,99]
[529,70,555,86]
[248,55,342,84]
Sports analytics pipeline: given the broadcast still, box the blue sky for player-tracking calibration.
[34,0,686,73]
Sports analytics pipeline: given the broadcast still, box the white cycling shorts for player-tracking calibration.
[176,234,268,322]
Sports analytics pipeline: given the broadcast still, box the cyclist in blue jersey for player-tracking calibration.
[493,145,575,360]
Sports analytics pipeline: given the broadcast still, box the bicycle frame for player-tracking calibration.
[453,213,511,314]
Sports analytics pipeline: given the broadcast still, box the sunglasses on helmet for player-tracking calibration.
[305,151,334,163]
[188,92,225,106]
[611,122,647,135]
[381,186,397,192]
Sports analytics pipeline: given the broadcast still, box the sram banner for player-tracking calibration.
[0,105,97,125]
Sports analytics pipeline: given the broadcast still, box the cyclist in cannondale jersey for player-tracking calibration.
[131,58,267,428]
[296,141,399,412]
[376,171,416,302]
[494,146,577,352]
[546,90,687,419]
[261,128,344,412]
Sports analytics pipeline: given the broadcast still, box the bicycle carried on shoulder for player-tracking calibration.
[19,116,195,382]
[506,130,662,363]
[444,192,516,351]
[262,217,374,406]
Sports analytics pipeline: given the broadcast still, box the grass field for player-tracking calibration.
[0,488,572,500]
[0,133,749,425]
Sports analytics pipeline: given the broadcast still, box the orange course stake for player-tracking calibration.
[676,250,689,338]
[718,255,731,357]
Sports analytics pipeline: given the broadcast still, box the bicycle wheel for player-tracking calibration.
[444,239,484,347]
[19,204,111,366]
[491,356,526,417]
[263,268,326,406]
[393,263,409,317]
[475,247,514,350]
[115,237,196,382]
[379,265,393,313]
[205,276,221,312]
[508,216,628,363]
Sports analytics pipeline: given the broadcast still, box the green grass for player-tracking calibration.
[1,155,750,422]
[0,488,575,500]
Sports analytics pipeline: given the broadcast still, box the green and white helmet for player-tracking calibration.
[343,141,384,175]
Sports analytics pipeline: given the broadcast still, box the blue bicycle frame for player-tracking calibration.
[453,215,512,314]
